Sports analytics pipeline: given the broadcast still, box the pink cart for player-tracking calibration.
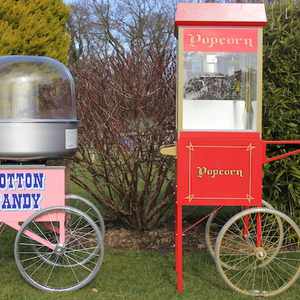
[0,56,105,291]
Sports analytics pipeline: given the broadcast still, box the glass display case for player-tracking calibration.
[177,27,263,132]
[0,56,78,160]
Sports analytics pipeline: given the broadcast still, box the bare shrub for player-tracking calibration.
[71,0,176,230]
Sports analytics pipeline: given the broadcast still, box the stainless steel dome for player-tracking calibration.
[0,56,78,160]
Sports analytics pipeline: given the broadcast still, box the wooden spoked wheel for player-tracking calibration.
[215,208,300,297]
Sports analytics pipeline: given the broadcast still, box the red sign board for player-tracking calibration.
[183,28,258,52]
[177,132,263,206]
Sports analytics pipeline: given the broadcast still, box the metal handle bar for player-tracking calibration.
[263,140,300,164]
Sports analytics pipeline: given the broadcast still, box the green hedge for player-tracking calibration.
[263,2,300,220]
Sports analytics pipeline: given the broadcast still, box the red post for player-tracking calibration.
[242,214,250,239]
[176,201,183,293]
[256,213,262,247]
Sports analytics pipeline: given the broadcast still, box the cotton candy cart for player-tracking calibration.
[0,56,105,291]
[161,3,300,297]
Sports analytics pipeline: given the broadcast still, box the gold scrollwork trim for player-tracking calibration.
[185,194,194,202]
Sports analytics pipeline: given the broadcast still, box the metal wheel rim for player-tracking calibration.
[33,194,105,267]
[33,226,99,268]
[205,200,283,269]
[66,194,105,237]
[15,206,104,292]
[215,207,300,297]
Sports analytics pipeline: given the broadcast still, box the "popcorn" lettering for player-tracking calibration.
[197,166,244,179]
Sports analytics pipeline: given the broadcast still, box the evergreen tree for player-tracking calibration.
[0,0,70,64]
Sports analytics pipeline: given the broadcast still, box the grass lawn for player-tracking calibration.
[0,228,299,300]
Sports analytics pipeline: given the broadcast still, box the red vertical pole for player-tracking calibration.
[256,213,262,247]
[176,201,183,293]
[242,207,250,239]
[174,201,177,271]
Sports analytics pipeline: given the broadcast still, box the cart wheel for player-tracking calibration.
[205,200,280,265]
[33,194,105,267]
[215,208,300,297]
[66,194,105,238]
[14,206,104,292]
[205,206,240,261]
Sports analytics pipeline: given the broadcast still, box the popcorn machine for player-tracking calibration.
[161,3,300,297]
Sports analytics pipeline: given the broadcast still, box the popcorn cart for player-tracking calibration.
[0,56,104,291]
[161,3,300,297]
